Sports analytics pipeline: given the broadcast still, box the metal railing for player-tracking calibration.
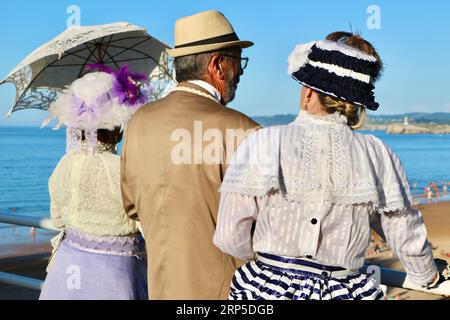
[0,213,59,231]
[0,271,44,291]
[0,213,59,291]
[0,214,448,298]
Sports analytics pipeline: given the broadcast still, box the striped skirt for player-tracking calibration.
[39,227,148,300]
[230,253,384,300]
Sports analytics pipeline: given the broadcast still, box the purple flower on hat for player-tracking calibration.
[112,65,149,107]
[86,64,150,107]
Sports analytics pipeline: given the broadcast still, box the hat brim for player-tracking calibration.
[167,40,254,58]
[293,77,379,111]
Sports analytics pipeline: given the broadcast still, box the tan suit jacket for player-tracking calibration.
[121,82,261,299]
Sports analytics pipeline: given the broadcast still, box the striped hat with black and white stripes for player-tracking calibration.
[288,40,380,111]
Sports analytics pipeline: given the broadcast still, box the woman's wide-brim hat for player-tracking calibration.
[167,10,254,58]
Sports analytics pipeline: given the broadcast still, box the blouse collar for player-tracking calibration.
[293,110,348,126]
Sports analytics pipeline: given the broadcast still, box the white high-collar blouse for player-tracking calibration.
[213,111,437,286]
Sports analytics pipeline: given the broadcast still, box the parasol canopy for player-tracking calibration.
[0,22,175,116]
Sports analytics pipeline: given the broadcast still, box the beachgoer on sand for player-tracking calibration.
[425,186,433,203]
[431,182,440,199]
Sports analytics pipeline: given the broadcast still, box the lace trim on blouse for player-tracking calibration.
[220,112,414,213]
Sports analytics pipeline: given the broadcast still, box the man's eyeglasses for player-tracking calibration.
[220,54,249,71]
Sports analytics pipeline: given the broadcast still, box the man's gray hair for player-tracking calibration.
[174,47,240,83]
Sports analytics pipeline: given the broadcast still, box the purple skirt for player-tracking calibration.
[39,227,148,300]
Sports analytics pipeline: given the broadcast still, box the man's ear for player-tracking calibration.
[208,55,225,81]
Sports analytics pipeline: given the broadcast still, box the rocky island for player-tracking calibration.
[253,113,450,134]
[364,116,450,134]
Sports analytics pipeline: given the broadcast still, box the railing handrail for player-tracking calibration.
[0,214,448,297]
[0,213,59,231]
[0,272,43,291]
[0,213,55,292]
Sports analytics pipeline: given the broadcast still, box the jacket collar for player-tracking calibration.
[175,81,221,103]
[187,80,221,102]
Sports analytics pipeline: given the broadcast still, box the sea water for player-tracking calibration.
[0,127,449,246]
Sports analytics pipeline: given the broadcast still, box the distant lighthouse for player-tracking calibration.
[403,116,409,126]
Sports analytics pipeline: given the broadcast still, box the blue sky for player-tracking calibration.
[1,0,450,126]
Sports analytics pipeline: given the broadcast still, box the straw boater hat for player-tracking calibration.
[167,10,254,58]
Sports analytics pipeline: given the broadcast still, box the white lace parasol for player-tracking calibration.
[0,22,176,116]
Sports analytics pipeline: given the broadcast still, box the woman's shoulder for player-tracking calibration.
[98,151,120,162]
[49,153,75,185]
[227,125,285,168]
[247,125,288,139]
[89,152,121,175]
[51,153,74,173]
[353,131,391,152]
[238,125,288,152]
[101,153,121,173]
[351,132,404,172]
[53,152,120,173]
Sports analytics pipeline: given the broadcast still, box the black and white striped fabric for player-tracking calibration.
[287,40,380,110]
[230,253,384,300]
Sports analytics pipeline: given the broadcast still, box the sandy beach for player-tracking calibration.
[0,201,449,300]
[367,201,450,300]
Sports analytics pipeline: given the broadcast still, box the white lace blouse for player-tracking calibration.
[49,144,139,237]
[213,111,438,286]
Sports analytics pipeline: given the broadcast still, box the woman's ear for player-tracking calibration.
[300,86,313,110]
[305,87,313,101]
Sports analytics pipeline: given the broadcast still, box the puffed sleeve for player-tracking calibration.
[215,128,278,261]
[213,192,259,261]
[368,137,438,286]
[369,136,414,213]
[48,158,67,230]
[370,208,438,286]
